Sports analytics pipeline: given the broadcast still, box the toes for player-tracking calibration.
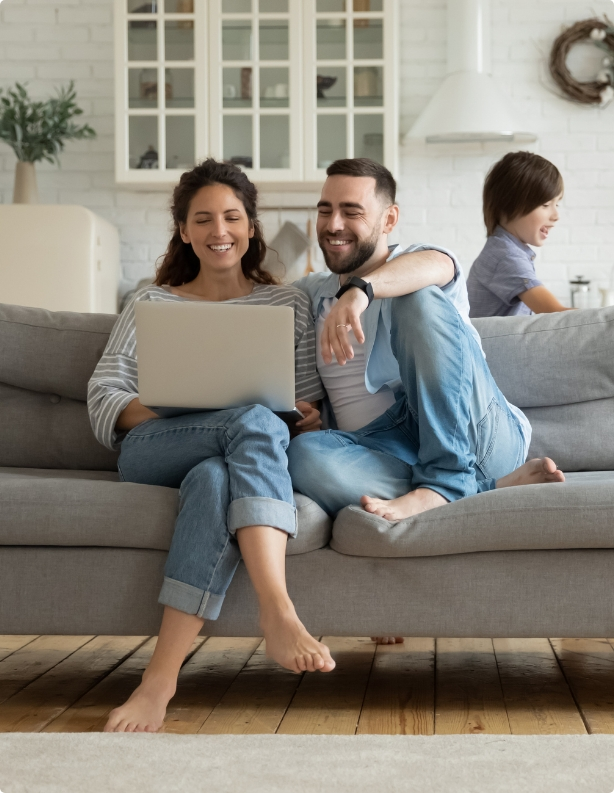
[296,655,307,673]
[541,457,557,474]
[313,653,325,670]
[303,654,316,673]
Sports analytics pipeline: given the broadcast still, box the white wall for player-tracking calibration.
[0,0,613,304]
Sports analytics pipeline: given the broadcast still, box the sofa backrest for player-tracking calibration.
[0,303,118,470]
[2,302,614,472]
[473,306,614,471]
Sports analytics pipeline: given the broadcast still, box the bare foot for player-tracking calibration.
[361,487,448,521]
[261,603,336,674]
[103,675,176,733]
[496,457,565,489]
[371,637,404,645]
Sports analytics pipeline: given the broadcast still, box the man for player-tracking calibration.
[289,158,564,527]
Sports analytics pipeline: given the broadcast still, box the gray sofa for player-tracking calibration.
[2,302,614,638]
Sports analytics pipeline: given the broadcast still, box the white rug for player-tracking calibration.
[1,734,613,793]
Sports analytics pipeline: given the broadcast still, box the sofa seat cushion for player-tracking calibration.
[331,472,614,558]
[0,468,331,556]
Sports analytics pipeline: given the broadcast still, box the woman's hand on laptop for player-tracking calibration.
[294,401,322,433]
[321,288,368,366]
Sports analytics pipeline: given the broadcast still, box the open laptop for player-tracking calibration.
[135,301,302,421]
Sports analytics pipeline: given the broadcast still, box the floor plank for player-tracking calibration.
[198,640,303,734]
[0,635,93,707]
[357,638,435,735]
[493,638,586,735]
[0,636,146,733]
[551,638,614,734]
[277,637,376,735]
[43,637,204,733]
[0,636,39,663]
[435,638,510,735]
[163,637,261,734]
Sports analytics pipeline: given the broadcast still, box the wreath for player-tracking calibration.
[549,17,614,106]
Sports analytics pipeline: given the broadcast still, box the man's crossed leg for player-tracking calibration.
[289,287,564,523]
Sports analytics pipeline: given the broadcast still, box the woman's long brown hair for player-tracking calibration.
[155,159,278,287]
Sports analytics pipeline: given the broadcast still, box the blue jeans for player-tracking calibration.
[288,286,526,516]
[118,405,295,620]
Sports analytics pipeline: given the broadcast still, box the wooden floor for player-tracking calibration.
[2,635,614,734]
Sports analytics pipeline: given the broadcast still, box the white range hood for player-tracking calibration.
[407,0,537,144]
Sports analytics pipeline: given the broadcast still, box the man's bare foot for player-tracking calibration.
[496,457,565,489]
[261,603,336,674]
[103,675,176,733]
[371,637,404,645]
[361,487,448,522]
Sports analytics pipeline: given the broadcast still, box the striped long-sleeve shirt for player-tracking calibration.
[87,283,325,451]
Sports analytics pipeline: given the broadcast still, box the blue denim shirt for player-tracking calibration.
[293,241,531,449]
[467,226,543,318]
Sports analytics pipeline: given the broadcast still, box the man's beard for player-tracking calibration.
[319,229,379,275]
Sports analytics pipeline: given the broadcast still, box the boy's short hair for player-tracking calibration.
[483,152,563,236]
[326,158,397,205]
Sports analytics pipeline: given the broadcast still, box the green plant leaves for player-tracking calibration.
[0,81,96,164]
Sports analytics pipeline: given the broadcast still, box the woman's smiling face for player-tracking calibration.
[180,183,254,274]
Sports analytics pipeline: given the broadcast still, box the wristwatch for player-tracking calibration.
[335,276,374,306]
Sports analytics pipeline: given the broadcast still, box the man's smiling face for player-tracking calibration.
[316,174,397,276]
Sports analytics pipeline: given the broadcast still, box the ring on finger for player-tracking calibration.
[336,324,350,328]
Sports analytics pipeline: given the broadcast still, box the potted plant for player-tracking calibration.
[0,81,96,203]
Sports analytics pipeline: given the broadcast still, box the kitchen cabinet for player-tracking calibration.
[115,0,398,185]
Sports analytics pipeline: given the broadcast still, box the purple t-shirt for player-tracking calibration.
[467,226,543,318]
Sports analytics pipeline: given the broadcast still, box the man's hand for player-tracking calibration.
[321,287,368,366]
[294,401,322,433]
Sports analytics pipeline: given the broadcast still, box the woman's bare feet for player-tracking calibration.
[496,457,565,489]
[361,487,448,522]
[103,675,176,733]
[371,637,404,645]
[261,602,336,674]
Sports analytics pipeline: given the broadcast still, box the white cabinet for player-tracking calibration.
[114,0,398,185]
[0,206,120,314]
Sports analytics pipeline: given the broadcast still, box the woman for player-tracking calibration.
[87,159,335,734]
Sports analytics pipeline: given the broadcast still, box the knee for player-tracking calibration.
[232,404,289,441]
[391,285,445,326]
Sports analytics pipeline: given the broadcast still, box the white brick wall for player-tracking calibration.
[0,0,613,304]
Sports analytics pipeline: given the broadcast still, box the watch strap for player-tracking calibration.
[335,277,374,305]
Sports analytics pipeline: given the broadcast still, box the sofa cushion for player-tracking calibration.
[331,472,614,558]
[525,398,614,471]
[0,383,118,471]
[473,307,614,409]
[0,469,331,556]
[0,303,117,402]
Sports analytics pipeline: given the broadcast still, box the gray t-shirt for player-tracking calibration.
[87,283,324,450]
[467,226,543,318]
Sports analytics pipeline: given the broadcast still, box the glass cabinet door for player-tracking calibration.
[211,0,297,177]
[121,0,201,177]
[306,0,395,179]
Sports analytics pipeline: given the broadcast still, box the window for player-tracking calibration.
[115,0,398,184]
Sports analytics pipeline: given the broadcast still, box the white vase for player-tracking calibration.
[13,161,39,204]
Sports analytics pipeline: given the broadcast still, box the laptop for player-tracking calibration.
[134,301,302,421]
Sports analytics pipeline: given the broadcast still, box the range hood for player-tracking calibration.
[407,0,537,144]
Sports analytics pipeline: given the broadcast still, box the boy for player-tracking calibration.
[468,151,572,317]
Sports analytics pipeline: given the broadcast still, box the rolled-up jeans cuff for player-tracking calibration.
[228,496,297,538]
[159,576,225,620]
[476,477,497,493]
